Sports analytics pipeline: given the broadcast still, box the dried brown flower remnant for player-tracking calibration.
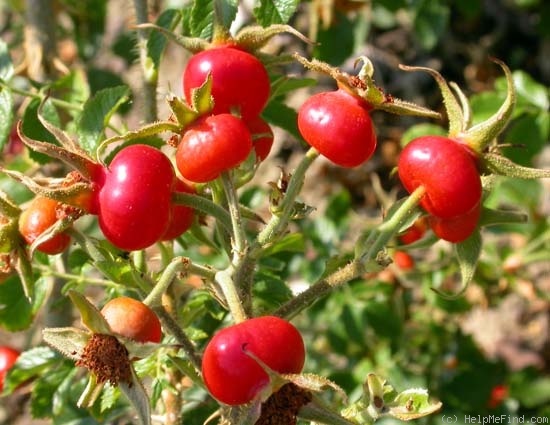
[76,333,132,386]
[255,383,312,425]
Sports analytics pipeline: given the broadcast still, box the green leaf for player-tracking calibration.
[68,290,112,334]
[147,9,181,71]
[262,99,300,140]
[3,347,60,393]
[501,112,550,166]
[313,12,355,66]
[412,0,450,50]
[0,275,46,331]
[77,85,130,155]
[509,70,549,111]
[0,39,14,81]
[400,123,446,146]
[261,233,305,256]
[253,0,299,26]
[270,77,317,99]
[31,363,77,418]
[0,87,14,151]
[190,0,214,39]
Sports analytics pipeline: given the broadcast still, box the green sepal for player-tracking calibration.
[0,190,21,218]
[15,246,36,300]
[68,290,112,334]
[464,59,516,153]
[42,327,90,361]
[479,207,528,227]
[483,152,550,179]
[293,54,441,120]
[388,388,443,421]
[77,373,105,408]
[97,120,180,162]
[118,366,152,425]
[234,24,311,52]
[432,230,482,300]
[134,23,209,53]
[167,96,199,128]
[399,64,464,135]
[189,72,214,116]
[16,121,97,180]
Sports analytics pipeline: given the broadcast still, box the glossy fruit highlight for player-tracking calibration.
[101,296,162,343]
[398,136,481,219]
[183,46,270,119]
[98,144,175,251]
[201,316,306,405]
[176,114,253,183]
[297,89,377,167]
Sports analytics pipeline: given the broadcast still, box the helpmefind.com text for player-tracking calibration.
[442,415,549,424]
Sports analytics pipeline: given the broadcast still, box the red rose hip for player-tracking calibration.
[297,89,377,167]
[398,136,482,219]
[201,316,305,405]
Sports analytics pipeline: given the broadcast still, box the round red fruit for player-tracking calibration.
[393,251,415,270]
[202,316,306,405]
[176,114,253,183]
[98,144,175,251]
[297,89,377,167]
[183,46,270,119]
[0,346,20,392]
[18,197,71,255]
[398,136,481,219]
[101,296,162,343]
[429,202,481,243]
[162,179,195,241]
[245,116,274,161]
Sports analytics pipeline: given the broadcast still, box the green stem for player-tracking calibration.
[132,0,158,122]
[220,171,247,256]
[0,81,83,112]
[172,192,232,235]
[274,187,425,319]
[215,268,248,323]
[143,257,187,307]
[253,148,319,255]
[33,264,118,287]
[152,306,202,374]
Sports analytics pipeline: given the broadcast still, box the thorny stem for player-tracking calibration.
[253,147,319,254]
[132,0,158,122]
[274,187,426,319]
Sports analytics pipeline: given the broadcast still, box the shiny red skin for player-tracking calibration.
[101,297,162,343]
[297,89,377,167]
[176,114,253,183]
[183,46,270,119]
[18,197,71,255]
[398,136,481,219]
[201,316,306,405]
[0,346,20,392]
[161,179,195,241]
[429,202,481,243]
[245,116,274,161]
[98,144,175,251]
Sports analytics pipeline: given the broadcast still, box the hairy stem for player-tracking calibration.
[132,0,158,122]
[275,187,425,319]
